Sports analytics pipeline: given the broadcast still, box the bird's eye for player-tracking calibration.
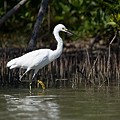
[62,27,65,30]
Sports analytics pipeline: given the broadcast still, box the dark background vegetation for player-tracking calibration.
[0,0,120,48]
[0,0,120,88]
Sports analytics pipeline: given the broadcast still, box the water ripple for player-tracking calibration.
[4,94,60,120]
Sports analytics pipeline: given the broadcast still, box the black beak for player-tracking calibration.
[65,29,74,35]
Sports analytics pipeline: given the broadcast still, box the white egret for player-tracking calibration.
[7,24,72,92]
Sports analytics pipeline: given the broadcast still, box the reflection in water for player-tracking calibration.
[4,94,60,120]
[1,88,120,120]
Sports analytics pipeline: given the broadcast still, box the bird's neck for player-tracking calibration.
[53,31,63,57]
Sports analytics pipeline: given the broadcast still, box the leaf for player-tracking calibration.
[107,21,118,27]
[59,2,70,13]
[107,22,117,27]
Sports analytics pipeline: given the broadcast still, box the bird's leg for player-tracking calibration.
[19,72,26,81]
[19,69,30,81]
[29,69,38,94]
[29,82,32,94]
[32,69,46,91]
[29,76,34,94]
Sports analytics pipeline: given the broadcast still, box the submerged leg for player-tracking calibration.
[29,69,39,93]
[29,82,32,94]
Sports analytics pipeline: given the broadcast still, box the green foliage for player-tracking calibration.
[0,0,39,33]
[107,14,120,30]
[0,0,120,43]
[51,0,120,39]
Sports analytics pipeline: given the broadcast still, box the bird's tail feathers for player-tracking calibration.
[7,58,18,69]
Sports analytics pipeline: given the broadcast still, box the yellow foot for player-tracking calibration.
[37,80,45,90]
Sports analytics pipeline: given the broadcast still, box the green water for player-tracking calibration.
[0,87,120,120]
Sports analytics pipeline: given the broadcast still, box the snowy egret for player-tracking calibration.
[7,24,72,92]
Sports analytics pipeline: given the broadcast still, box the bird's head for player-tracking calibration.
[53,24,73,35]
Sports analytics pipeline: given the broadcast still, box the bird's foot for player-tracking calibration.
[37,80,45,91]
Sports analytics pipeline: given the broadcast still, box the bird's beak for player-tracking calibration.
[65,29,74,35]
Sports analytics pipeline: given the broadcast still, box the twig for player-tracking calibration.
[107,31,117,86]
[109,32,117,45]
[88,54,99,85]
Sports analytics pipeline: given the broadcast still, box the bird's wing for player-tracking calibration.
[7,49,52,70]
[17,49,51,69]
[30,49,50,68]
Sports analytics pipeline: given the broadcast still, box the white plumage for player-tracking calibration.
[7,24,72,83]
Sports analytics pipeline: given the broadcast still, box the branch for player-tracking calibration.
[27,0,49,51]
[0,0,28,27]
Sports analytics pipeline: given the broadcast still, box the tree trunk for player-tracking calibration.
[27,0,49,51]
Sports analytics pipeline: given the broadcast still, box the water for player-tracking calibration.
[0,87,120,120]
